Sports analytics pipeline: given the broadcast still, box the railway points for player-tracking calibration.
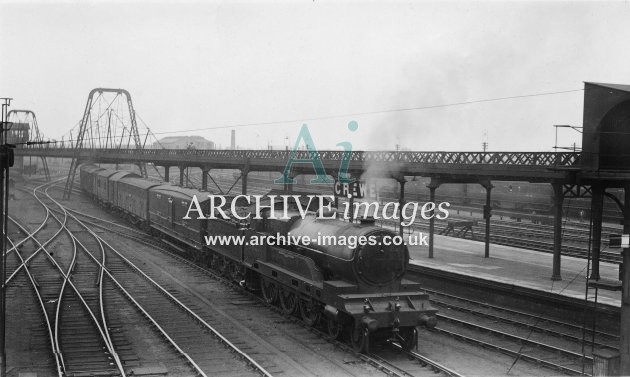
[3,81,630,377]
[11,167,624,376]
[8,163,627,376]
[39,181,561,377]
[8,179,416,377]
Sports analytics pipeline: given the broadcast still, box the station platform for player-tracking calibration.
[407,233,622,307]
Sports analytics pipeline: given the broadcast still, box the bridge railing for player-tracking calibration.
[20,145,581,166]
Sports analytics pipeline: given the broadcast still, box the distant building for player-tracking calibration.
[153,135,215,149]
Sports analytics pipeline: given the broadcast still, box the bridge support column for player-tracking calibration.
[179,166,185,186]
[620,184,630,376]
[462,184,469,205]
[398,179,406,239]
[333,175,339,208]
[283,176,294,193]
[551,182,564,281]
[428,186,436,258]
[590,184,604,280]
[241,168,249,195]
[164,166,170,182]
[427,178,441,259]
[201,168,209,191]
[481,181,493,258]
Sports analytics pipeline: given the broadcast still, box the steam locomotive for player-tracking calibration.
[79,164,437,352]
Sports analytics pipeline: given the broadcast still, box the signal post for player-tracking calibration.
[0,97,14,377]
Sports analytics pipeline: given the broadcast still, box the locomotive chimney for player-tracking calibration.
[359,201,377,225]
[360,217,375,225]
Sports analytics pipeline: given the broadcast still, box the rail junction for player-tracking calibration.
[5,81,630,375]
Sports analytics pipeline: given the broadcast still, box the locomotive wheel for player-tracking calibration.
[326,318,343,340]
[298,298,320,327]
[398,327,418,351]
[279,289,298,315]
[261,278,279,305]
[351,326,369,353]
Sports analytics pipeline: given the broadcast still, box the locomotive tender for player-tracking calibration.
[80,164,437,352]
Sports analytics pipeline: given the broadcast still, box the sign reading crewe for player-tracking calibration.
[334,180,377,199]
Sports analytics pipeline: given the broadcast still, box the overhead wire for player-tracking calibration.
[33,87,585,146]
[149,88,584,135]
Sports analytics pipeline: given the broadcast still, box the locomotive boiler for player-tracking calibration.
[278,216,407,290]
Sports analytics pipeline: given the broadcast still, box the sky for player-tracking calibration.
[1,0,630,151]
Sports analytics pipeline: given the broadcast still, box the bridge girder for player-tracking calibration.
[19,147,582,183]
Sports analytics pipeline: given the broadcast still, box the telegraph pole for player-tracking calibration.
[0,97,12,377]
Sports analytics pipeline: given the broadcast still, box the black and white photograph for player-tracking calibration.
[1,1,630,376]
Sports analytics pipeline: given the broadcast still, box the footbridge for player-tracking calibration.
[9,82,630,374]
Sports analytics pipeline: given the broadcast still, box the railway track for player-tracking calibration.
[417,285,622,376]
[53,184,469,377]
[9,199,123,375]
[375,217,622,264]
[10,183,136,376]
[151,172,618,375]
[38,181,451,377]
[10,181,274,377]
[369,343,465,377]
[48,168,620,375]
[426,288,619,349]
[63,179,601,377]
[5,235,59,376]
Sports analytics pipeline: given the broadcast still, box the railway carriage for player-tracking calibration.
[95,169,118,205]
[115,177,160,227]
[79,164,105,197]
[108,170,141,206]
[205,217,246,272]
[148,185,209,251]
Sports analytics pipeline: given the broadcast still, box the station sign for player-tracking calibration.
[609,234,630,248]
[334,180,377,199]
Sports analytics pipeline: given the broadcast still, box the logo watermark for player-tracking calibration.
[183,194,450,227]
[274,121,358,185]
